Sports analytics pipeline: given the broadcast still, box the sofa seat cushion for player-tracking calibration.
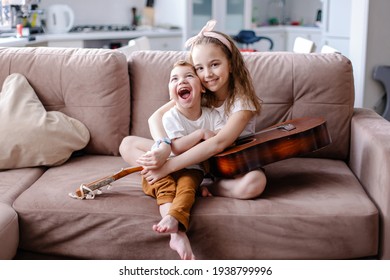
[12,156,378,259]
[0,203,19,259]
[0,167,46,205]
[0,166,45,259]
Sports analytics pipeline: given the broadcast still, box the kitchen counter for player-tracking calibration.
[253,25,321,33]
[0,28,183,48]
[0,25,320,50]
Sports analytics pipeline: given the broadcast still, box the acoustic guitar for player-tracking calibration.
[208,117,331,177]
[69,117,331,199]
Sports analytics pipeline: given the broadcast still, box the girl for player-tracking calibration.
[127,20,266,199]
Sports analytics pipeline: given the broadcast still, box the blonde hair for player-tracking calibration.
[187,31,262,115]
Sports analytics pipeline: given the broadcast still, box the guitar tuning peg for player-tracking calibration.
[107,184,113,190]
[85,193,95,200]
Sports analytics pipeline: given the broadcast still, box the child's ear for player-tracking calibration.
[201,87,206,93]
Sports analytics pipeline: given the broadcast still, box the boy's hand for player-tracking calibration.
[201,129,216,140]
[136,143,171,169]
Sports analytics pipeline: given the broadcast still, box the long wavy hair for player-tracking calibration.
[187,31,262,116]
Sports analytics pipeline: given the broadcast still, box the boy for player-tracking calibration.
[141,60,224,259]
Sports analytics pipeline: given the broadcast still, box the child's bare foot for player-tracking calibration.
[153,215,179,233]
[170,231,195,260]
[200,185,213,197]
[209,170,266,199]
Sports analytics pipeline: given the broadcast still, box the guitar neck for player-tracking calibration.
[71,166,143,199]
[236,123,296,143]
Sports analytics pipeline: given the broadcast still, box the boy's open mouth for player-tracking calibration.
[178,88,191,100]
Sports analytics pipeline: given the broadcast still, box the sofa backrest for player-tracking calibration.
[128,51,354,160]
[0,47,130,156]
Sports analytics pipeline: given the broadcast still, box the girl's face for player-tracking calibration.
[191,43,230,100]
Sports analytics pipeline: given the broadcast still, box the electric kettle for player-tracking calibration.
[45,4,75,34]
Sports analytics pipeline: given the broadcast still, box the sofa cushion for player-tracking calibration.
[0,203,19,260]
[0,73,90,169]
[128,51,354,161]
[12,156,378,259]
[0,47,130,156]
[0,167,46,205]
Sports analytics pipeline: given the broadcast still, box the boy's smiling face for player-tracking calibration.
[169,64,204,118]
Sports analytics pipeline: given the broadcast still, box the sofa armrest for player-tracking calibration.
[349,108,390,259]
[0,203,19,259]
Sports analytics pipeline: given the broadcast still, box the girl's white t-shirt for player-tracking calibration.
[214,98,256,137]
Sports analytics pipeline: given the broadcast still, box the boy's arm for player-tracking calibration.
[171,129,216,155]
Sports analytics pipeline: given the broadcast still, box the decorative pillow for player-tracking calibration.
[0,73,90,169]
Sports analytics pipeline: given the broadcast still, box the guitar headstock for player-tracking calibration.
[69,178,115,200]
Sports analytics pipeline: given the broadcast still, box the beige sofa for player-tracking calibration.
[0,47,389,260]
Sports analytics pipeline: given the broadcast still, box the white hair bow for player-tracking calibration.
[184,20,232,52]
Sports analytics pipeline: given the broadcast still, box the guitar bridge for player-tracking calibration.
[279,124,296,131]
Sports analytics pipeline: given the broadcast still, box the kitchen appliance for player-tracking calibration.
[69,25,135,33]
[143,0,154,26]
[45,4,74,34]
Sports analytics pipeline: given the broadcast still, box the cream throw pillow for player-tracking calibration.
[0,73,90,169]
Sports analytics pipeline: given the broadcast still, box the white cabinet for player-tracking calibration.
[148,36,183,51]
[48,40,84,48]
[188,0,252,36]
[253,27,285,51]
[285,27,322,52]
[322,0,351,56]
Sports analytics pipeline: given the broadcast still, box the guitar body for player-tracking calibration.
[208,117,331,178]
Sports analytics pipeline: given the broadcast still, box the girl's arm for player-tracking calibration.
[148,100,175,140]
[140,110,254,183]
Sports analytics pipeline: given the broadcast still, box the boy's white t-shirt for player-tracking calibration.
[214,97,256,137]
[162,106,225,171]
[163,106,225,141]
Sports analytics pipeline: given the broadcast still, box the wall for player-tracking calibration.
[364,0,390,111]
[349,0,390,111]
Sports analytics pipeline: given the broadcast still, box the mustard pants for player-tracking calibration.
[142,169,204,231]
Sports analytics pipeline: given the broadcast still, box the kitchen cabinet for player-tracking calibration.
[48,40,84,48]
[148,36,182,51]
[322,0,351,56]
[285,26,322,52]
[46,36,182,50]
[252,26,321,52]
[0,30,183,50]
[188,0,252,36]
[253,27,285,51]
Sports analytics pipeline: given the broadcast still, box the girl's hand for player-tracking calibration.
[141,164,169,184]
[136,144,171,169]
